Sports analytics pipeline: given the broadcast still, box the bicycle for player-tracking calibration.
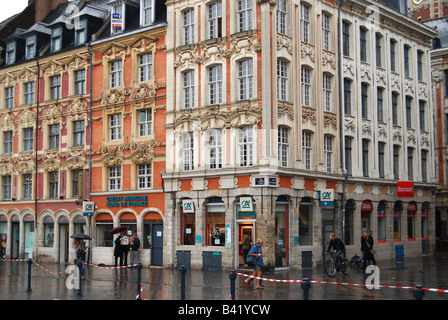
[324,252,350,277]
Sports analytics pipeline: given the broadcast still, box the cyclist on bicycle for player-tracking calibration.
[325,233,345,271]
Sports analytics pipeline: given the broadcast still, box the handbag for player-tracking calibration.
[246,255,255,267]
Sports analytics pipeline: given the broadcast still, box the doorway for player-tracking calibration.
[59,224,69,263]
[151,224,163,266]
[11,222,19,259]
[237,220,255,268]
[322,209,335,263]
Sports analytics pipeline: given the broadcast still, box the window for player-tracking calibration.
[417,50,423,81]
[278,126,289,167]
[377,88,384,122]
[322,13,330,51]
[111,3,124,34]
[276,0,287,34]
[24,82,35,105]
[208,129,222,170]
[183,70,195,109]
[74,70,86,95]
[208,1,222,39]
[50,75,61,100]
[238,59,253,101]
[377,201,386,242]
[23,174,32,200]
[378,142,385,178]
[141,0,153,26]
[138,109,152,137]
[323,73,332,112]
[375,33,383,67]
[23,128,33,152]
[324,135,332,173]
[362,139,369,177]
[345,137,352,175]
[73,120,85,147]
[209,65,223,105]
[406,96,412,129]
[75,19,87,45]
[183,9,194,45]
[393,202,402,241]
[407,147,414,180]
[3,131,12,154]
[109,114,122,141]
[138,163,152,189]
[393,145,400,180]
[5,87,14,109]
[360,27,367,62]
[343,78,351,115]
[342,21,350,57]
[26,36,36,59]
[421,150,427,183]
[390,39,396,72]
[49,171,59,199]
[392,92,399,125]
[206,197,226,246]
[183,132,194,171]
[301,67,311,107]
[72,169,81,198]
[2,175,11,200]
[361,83,368,119]
[51,27,62,52]
[139,53,152,83]
[181,199,195,245]
[302,131,312,170]
[407,203,416,240]
[108,166,121,191]
[300,4,310,43]
[110,60,122,88]
[299,198,313,246]
[238,126,253,167]
[238,0,252,32]
[6,41,16,65]
[277,59,288,101]
[404,45,410,77]
[48,124,60,149]
[419,100,426,131]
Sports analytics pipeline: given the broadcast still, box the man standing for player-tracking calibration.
[129,232,141,266]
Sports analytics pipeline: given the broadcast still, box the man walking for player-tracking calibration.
[129,232,141,266]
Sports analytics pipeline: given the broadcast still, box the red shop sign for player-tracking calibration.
[397,181,413,197]
[361,200,373,211]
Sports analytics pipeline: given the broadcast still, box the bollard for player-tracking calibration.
[229,270,236,300]
[413,284,425,300]
[76,260,83,296]
[180,265,187,300]
[26,259,32,292]
[136,263,142,300]
[301,278,311,300]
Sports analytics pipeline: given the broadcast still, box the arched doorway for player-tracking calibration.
[143,212,163,266]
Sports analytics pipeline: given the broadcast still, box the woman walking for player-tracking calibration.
[361,230,376,269]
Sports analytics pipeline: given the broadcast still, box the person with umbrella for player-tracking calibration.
[111,226,127,267]
[71,233,89,279]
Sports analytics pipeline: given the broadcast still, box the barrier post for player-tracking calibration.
[180,265,187,300]
[26,259,32,292]
[413,284,424,300]
[300,278,311,300]
[76,261,83,296]
[229,270,236,300]
[136,262,142,300]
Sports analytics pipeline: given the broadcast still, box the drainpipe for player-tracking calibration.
[34,57,40,261]
[87,43,93,263]
[338,0,348,242]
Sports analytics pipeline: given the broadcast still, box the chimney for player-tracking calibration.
[35,0,70,22]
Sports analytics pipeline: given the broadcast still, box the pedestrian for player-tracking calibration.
[244,239,264,289]
[361,230,376,269]
[74,239,86,279]
[325,233,345,271]
[241,232,251,266]
[129,232,140,266]
[114,232,125,267]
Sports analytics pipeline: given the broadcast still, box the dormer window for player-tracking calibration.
[75,19,87,45]
[111,2,124,34]
[25,36,36,59]
[141,0,154,26]
[5,42,16,65]
[51,27,62,52]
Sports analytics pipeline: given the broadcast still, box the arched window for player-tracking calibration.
[377,200,387,243]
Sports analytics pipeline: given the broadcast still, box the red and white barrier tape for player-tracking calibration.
[233,272,448,293]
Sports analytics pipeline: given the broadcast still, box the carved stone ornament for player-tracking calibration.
[68,98,88,114]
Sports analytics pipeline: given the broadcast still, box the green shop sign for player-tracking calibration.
[106,195,148,208]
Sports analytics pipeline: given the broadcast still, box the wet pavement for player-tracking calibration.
[1,253,448,301]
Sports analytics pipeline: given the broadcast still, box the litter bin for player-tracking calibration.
[202,251,222,271]
[177,250,191,270]
[302,251,313,268]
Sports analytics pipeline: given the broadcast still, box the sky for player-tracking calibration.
[0,0,29,23]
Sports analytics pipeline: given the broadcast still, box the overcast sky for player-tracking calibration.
[0,1,29,23]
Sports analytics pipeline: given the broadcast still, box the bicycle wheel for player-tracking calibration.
[341,258,351,275]
[325,259,336,277]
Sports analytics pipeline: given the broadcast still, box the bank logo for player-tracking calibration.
[182,200,194,213]
[240,197,253,212]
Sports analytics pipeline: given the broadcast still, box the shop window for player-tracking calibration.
[377,200,386,243]
[206,197,225,247]
[181,199,195,245]
[407,202,417,241]
[421,202,429,240]
[275,196,289,267]
[95,213,113,247]
[393,201,402,242]
[120,212,137,234]
[0,215,6,259]
[344,199,355,245]
[361,200,372,233]
[299,197,313,246]
[43,216,54,247]
[73,215,86,235]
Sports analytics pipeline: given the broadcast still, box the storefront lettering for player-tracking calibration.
[106,195,148,207]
